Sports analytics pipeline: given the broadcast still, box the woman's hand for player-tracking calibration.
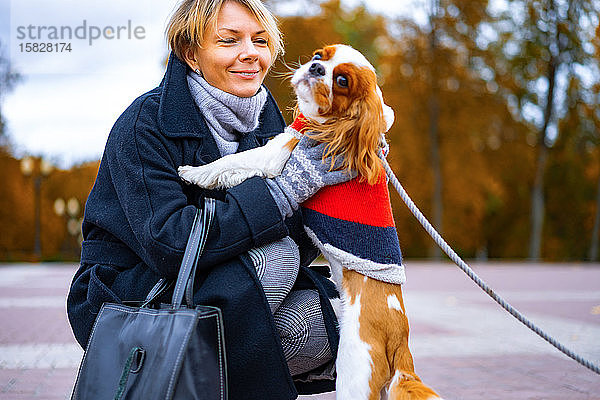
[271,136,356,209]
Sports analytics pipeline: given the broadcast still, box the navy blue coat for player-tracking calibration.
[67,53,339,398]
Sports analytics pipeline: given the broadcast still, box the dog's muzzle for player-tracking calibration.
[309,62,326,77]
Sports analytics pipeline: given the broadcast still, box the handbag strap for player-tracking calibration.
[172,198,216,308]
[185,198,215,307]
[141,278,173,307]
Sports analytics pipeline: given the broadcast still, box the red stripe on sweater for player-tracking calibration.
[302,170,395,228]
[290,114,309,133]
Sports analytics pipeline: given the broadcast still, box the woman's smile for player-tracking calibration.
[231,69,260,78]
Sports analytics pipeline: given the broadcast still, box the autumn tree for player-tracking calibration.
[426,0,444,259]
[0,40,98,260]
[266,0,536,259]
[586,23,600,260]
[0,39,20,146]
[544,22,600,260]
[0,155,99,261]
[424,0,503,258]
[384,11,534,258]
[264,0,388,122]
[486,0,600,260]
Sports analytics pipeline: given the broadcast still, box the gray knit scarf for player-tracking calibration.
[187,71,268,156]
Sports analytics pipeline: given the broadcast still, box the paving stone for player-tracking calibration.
[1,262,599,399]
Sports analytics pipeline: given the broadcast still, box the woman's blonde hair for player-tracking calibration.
[166,0,284,64]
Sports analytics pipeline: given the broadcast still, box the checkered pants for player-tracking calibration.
[248,236,333,376]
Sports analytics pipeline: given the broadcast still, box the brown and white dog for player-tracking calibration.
[179,44,442,400]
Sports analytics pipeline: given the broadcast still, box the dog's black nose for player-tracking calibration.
[309,62,326,77]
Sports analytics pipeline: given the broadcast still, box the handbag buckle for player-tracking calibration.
[130,347,146,374]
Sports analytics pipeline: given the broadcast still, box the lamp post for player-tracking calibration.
[54,196,82,258]
[20,156,53,260]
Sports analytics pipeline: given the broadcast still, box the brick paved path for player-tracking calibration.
[1,262,598,399]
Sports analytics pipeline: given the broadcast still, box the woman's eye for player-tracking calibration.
[218,38,236,44]
[312,53,322,61]
[336,75,348,88]
[254,38,268,46]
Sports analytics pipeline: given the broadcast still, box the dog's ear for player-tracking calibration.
[350,87,388,184]
[311,89,384,185]
[376,86,395,132]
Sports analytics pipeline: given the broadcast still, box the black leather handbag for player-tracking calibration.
[72,198,227,400]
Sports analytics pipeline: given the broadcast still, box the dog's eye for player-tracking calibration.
[336,75,348,88]
[312,53,322,61]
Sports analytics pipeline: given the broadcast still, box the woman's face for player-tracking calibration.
[193,1,272,97]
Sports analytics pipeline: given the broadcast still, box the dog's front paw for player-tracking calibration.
[178,165,196,185]
[178,166,192,184]
[178,165,220,188]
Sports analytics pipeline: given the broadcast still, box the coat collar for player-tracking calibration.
[157,52,207,139]
[157,52,286,149]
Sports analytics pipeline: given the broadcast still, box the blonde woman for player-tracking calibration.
[67,1,351,398]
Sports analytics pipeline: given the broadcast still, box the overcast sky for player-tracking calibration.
[1,0,422,168]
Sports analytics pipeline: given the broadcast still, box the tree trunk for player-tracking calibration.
[529,144,547,260]
[428,94,442,259]
[528,55,557,261]
[589,174,600,261]
[428,0,442,259]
